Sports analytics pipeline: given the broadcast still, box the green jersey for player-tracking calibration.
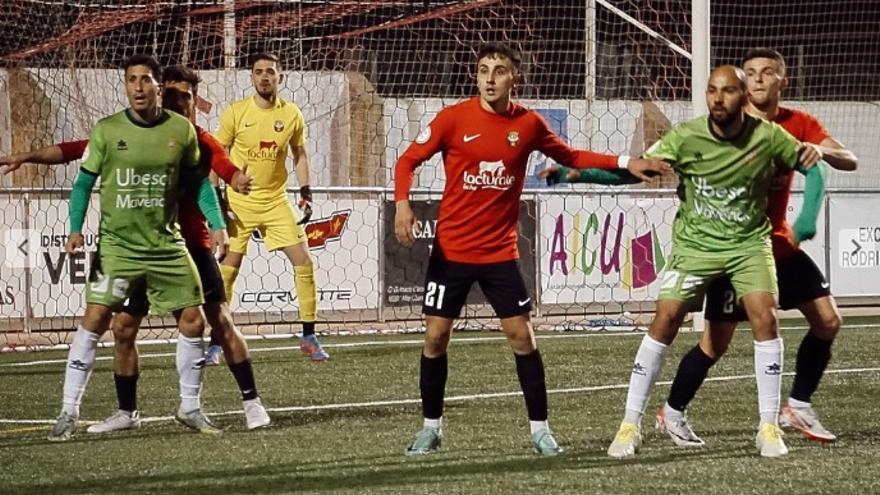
[81,109,200,256]
[644,114,800,255]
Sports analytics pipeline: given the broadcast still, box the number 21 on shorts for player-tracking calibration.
[425,281,446,310]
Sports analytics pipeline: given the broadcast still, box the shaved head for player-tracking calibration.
[709,65,747,91]
[705,65,748,131]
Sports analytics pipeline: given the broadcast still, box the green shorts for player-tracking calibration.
[86,247,204,315]
[658,246,777,310]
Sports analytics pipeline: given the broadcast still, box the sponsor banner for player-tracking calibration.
[383,199,537,307]
[0,197,29,318]
[540,195,675,304]
[829,194,880,296]
[233,195,380,313]
[29,196,102,318]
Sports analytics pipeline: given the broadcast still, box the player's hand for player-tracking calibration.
[230,164,253,194]
[797,143,823,169]
[0,153,28,175]
[297,185,313,225]
[394,200,416,247]
[538,165,579,185]
[627,158,671,181]
[211,229,229,261]
[65,233,84,255]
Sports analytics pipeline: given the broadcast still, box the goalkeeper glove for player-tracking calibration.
[297,185,313,225]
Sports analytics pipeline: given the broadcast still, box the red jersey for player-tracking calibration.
[395,97,619,264]
[767,107,830,259]
[61,125,238,250]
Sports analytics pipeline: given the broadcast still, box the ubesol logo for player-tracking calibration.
[463,160,516,191]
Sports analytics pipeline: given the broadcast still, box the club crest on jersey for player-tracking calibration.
[415,126,431,144]
[507,131,519,147]
[274,120,285,132]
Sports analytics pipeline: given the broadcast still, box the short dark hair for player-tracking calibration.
[476,42,522,70]
[250,52,281,70]
[123,54,162,81]
[742,48,786,74]
[163,64,201,95]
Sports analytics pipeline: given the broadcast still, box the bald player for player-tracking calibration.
[605,65,826,458]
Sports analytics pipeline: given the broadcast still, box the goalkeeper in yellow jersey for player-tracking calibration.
[214,52,327,361]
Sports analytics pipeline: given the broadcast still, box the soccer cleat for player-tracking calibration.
[87,410,142,434]
[607,422,642,458]
[405,426,442,456]
[531,428,563,456]
[175,408,222,435]
[300,334,329,362]
[47,411,78,442]
[243,398,271,430]
[203,344,223,367]
[655,406,705,448]
[780,405,837,443]
[755,422,789,458]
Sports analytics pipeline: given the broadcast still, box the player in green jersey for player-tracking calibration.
[604,65,826,458]
[48,54,228,441]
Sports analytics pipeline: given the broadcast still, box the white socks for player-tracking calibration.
[754,338,784,425]
[423,417,442,430]
[529,420,550,434]
[788,397,810,409]
[177,335,205,413]
[623,335,668,424]
[61,326,100,416]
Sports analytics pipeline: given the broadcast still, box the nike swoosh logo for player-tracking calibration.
[517,298,530,306]
[245,122,256,128]
[463,134,481,143]
[821,282,830,289]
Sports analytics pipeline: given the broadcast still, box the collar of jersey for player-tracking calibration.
[125,108,171,128]
[252,95,284,110]
[706,113,756,142]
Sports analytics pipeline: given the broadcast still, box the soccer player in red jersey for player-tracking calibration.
[1,65,271,434]
[394,42,670,456]
[654,49,858,447]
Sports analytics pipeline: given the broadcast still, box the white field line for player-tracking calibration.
[0,332,645,368]
[3,323,878,368]
[1,367,877,426]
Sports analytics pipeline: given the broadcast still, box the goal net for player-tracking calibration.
[1,1,877,348]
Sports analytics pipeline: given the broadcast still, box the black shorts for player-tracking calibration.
[704,249,830,322]
[118,246,226,316]
[422,250,532,319]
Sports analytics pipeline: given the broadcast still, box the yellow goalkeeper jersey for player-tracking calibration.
[215,95,307,202]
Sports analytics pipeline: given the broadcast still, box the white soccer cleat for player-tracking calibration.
[175,407,222,435]
[87,410,142,434]
[755,422,789,458]
[655,406,705,448]
[243,398,271,430]
[47,411,78,442]
[780,405,836,443]
[607,422,642,458]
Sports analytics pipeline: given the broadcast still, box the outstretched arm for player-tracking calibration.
[1,140,88,174]
[539,165,641,186]
[792,162,827,245]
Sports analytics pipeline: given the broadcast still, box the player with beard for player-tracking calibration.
[2,64,271,434]
[605,65,826,458]
[653,48,857,448]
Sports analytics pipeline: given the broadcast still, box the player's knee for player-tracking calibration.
[112,324,138,348]
[423,330,451,356]
[649,309,683,344]
[749,309,778,339]
[813,313,842,340]
[176,308,206,338]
